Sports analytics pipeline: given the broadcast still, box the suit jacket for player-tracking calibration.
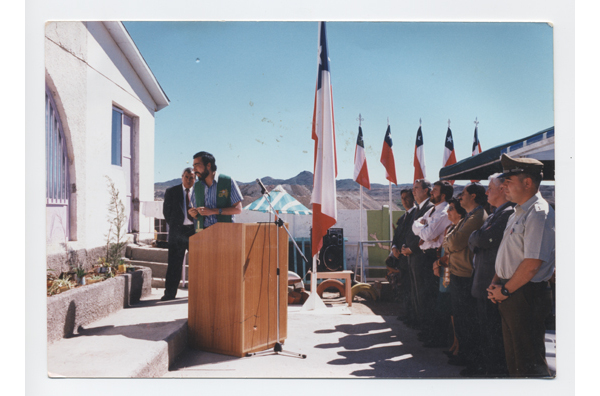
[404,198,434,255]
[163,184,194,244]
[468,202,515,298]
[388,207,416,270]
[443,206,487,277]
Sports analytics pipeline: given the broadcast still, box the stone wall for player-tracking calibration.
[47,266,152,344]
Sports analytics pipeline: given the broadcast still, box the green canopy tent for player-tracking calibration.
[439,126,555,181]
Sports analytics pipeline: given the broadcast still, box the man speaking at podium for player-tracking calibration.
[188,151,243,230]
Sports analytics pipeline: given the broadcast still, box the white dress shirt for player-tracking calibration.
[412,201,451,250]
[182,185,195,226]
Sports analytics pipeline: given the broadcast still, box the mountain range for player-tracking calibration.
[154,171,555,210]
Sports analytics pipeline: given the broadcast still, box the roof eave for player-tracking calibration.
[102,21,170,112]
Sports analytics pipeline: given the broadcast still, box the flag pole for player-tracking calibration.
[387,117,393,245]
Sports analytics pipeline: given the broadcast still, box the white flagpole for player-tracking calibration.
[387,117,393,245]
[301,254,327,311]
[389,181,393,245]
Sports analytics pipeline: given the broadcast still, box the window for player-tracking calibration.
[111,108,123,166]
[46,90,69,204]
[46,87,70,243]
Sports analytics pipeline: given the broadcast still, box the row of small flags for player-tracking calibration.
[311,21,484,268]
[353,122,483,189]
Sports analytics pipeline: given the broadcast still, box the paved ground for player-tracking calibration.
[164,293,556,379]
[46,287,556,379]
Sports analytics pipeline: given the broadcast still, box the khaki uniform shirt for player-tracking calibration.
[495,192,555,282]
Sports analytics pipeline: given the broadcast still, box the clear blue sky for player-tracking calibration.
[124,21,554,185]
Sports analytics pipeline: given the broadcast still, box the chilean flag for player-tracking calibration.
[471,125,482,182]
[442,127,457,185]
[413,126,426,181]
[353,126,371,189]
[311,22,338,258]
[380,125,397,185]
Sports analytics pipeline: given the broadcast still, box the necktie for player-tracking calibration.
[185,188,194,222]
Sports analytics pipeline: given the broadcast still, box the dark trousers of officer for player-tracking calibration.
[408,250,438,329]
[164,225,195,298]
[475,297,507,376]
[498,281,553,377]
[449,274,479,362]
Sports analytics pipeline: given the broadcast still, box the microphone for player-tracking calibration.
[256,178,268,195]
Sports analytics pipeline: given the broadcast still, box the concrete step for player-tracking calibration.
[129,260,189,281]
[47,288,189,378]
[127,245,169,263]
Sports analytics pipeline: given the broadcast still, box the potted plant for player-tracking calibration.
[96,257,111,274]
[49,274,73,295]
[76,266,86,286]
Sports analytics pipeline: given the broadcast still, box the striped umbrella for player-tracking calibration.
[244,185,312,215]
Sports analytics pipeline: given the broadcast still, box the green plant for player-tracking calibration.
[90,275,105,281]
[76,267,86,278]
[104,176,128,268]
[48,274,73,295]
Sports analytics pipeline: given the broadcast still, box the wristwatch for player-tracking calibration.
[501,285,511,297]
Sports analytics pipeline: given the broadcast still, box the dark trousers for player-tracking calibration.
[449,274,479,362]
[475,297,507,376]
[164,225,195,298]
[498,281,553,377]
[408,251,438,328]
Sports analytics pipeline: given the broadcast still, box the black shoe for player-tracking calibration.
[397,315,409,321]
[442,350,456,358]
[161,295,176,301]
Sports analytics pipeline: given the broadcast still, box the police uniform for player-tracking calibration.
[495,154,555,377]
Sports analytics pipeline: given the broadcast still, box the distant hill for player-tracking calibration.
[154,171,555,210]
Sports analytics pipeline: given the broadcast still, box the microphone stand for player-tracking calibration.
[246,179,307,359]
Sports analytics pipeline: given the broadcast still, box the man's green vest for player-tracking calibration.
[194,174,233,232]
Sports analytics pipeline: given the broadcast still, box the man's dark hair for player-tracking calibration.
[434,180,454,202]
[182,167,194,177]
[193,151,217,172]
[415,179,432,194]
[448,197,466,218]
[400,189,414,199]
[465,183,488,206]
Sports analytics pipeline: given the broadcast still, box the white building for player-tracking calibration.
[45,21,169,268]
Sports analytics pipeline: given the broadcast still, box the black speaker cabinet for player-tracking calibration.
[316,228,344,272]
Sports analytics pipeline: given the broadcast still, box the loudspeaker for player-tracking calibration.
[317,228,344,272]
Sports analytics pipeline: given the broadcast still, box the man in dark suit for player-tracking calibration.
[161,168,196,301]
[386,189,416,320]
[401,179,434,328]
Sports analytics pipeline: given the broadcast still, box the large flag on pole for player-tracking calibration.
[353,126,370,190]
[471,120,482,182]
[413,126,426,181]
[442,127,457,185]
[380,125,397,185]
[311,21,338,259]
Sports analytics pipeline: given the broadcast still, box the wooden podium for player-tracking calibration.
[188,222,288,357]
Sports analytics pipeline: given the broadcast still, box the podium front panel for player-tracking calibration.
[188,222,288,357]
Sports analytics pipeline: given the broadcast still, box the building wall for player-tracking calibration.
[45,21,158,267]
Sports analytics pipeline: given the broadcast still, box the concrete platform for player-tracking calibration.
[47,289,188,378]
[46,289,556,379]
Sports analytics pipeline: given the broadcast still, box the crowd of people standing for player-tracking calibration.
[385,154,555,378]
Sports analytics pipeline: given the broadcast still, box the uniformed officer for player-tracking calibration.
[486,154,555,377]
